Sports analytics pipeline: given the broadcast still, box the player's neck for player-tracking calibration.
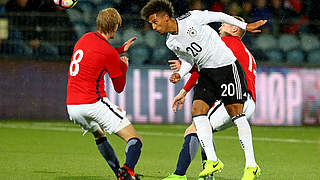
[99,31,111,41]
[167,19,178,35]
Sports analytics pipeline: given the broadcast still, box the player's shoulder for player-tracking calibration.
[176,10,204,21]
[77,32,98,45]
[221,35,239,42]
[79,32,95,40]
[81,32,114,49]
[222,36,243,46]
[177,11,192,21]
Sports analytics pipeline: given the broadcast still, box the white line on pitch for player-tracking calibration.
[0,122,318,144]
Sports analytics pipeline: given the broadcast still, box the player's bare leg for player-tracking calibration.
[225,103,259,179]
[93,127,121,177]
[116,124,142,180]
[116,124,142,142]
[184,122,196,136]
[225,103,244,117]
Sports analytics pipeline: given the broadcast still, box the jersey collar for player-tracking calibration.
[94,32,110,44]
[169,19,180,36]
[233,35,241,40]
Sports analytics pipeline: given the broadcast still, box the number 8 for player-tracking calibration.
[69,49,84,76]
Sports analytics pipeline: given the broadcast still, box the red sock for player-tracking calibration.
[123,164,135,177]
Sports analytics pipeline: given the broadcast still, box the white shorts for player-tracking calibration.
[208,95,255,132]
[67,97,131,135]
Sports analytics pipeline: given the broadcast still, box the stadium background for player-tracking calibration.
[0,0,320,126]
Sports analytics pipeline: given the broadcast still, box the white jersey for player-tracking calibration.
[166,10,247,77]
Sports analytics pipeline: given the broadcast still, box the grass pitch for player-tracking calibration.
[0,121,319,180]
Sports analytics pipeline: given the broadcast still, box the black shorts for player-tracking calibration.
[193,60,248,107]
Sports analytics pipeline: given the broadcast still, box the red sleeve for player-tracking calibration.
[111,60,127,93]
[104,50,122,78]
[189,66,198,73]
[115,45,125,54]
[183,66,199,92]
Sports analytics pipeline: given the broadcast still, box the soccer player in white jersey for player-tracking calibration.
[140,0,266,179]
[165,16,260,180]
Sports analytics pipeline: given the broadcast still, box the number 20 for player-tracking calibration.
[69,49,84,76]
[221,83,235,96]
[186,42,202,57]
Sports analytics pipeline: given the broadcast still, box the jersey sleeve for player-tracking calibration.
[104,50,122,78]
[173,49,195,78]
[177,59,193,78]
[115,45,125,54]
[111,60,128,93]
[190,10,247,30]
[183,66,199,92]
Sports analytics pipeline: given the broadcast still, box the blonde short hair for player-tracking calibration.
[96,8,122,34]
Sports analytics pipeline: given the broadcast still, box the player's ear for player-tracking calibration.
[232,26,238,33]
[164,14,169,22]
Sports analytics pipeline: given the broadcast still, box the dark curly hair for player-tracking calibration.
[140,0,174,20]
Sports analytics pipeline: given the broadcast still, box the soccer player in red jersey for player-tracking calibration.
[166,16,260,180]
[66,8,141,180]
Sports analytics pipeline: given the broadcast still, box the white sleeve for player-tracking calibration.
[177,59,193,78]
[191,10,247,30]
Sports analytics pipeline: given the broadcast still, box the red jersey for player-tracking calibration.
[67,32,126,105]
[183,36,257,102]
[222,36,256,102]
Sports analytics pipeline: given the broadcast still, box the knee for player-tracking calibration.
[134,135,143,143]
[128,136,143,147]
[184,125,197,137]
[127,134,143,143]
[93,129,105,140]
[192,104,209,116]
[225,103,244,117]
[191,105,199,116]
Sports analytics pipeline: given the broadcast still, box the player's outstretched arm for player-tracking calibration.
[172,89,187,112]
[123,37,137,52]
[111,56,129,93]
[246,20,267,33]
[116,37,137,54]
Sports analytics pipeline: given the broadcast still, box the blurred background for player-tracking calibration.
[0,0,320,126]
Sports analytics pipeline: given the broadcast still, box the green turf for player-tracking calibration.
[0,121,319,180]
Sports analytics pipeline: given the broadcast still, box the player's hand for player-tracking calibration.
[172,89,187,112]
[168,59,181,72]
[123,37,137,52]
[246,20,267,33]
[169,73,181,83]
[120,56,129,67]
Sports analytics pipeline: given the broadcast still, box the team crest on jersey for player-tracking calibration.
[187,27,197,37]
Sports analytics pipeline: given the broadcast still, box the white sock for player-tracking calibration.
[193,115,218,161]
[233,114,257,168]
